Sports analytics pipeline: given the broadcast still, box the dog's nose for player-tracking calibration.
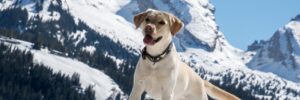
[145,24,154,34]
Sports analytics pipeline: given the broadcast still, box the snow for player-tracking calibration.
[247,47,300,82]
[286,21,300,55]
[60,0,143,51]
[0,36,121,100]
[184,6,218,47]
[247,18,300,83]
[104,52,124,69]
[197,64,300,99]
[0,36,33,51]
[56,33,65,45]
[70,30,87,46]
[38,0,60,21]
[0,0,15,10]
[81,45,96,55]
[33,50,120,100]
[0,0,60,21]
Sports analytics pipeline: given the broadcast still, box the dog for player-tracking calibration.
[129,9,240,100]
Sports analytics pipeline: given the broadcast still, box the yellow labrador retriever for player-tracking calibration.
[129,9,240,100]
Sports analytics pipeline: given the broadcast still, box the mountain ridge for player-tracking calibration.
[247,14,300,82]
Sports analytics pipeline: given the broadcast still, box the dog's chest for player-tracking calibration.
[140,56,178,99]
[142,56,175,72]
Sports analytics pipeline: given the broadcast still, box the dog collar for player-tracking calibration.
[141,42,173,64]
[154,36,163,43]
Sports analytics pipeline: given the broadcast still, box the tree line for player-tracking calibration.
[0,43,95,100]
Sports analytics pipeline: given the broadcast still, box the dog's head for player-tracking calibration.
[134,9,183,45]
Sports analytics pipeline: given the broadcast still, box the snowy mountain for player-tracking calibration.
[0,36,123,100]
[1,0,300,99]
[247,14,300,83]
[0,0,139,95]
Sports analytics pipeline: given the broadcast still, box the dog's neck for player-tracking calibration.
[145,35,172,56]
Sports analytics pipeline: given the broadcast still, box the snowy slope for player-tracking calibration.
[0,0,143,53]
[0,36,122,100]
[33,51,122,100]
[60,0,143,51]
[247,15,300,83]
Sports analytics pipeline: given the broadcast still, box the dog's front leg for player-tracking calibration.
[129,80,145,100]
[161,78,176,100]
[129,61,147,100]
[160,70,177,100]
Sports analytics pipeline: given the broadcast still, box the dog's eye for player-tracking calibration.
[145,18,150,22]
[159,21,165,25]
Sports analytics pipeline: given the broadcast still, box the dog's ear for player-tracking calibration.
[134,12,148,29]
[169,15,183,35]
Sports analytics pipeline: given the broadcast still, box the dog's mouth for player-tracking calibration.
[143,34,162,45]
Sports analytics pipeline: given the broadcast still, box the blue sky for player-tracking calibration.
[210,0,300,50]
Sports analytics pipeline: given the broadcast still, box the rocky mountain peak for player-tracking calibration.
[291,14,300,21]
[247,14,300,82]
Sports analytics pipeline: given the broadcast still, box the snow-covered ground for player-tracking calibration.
[0,36,121,100]
[33,50,121,100]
